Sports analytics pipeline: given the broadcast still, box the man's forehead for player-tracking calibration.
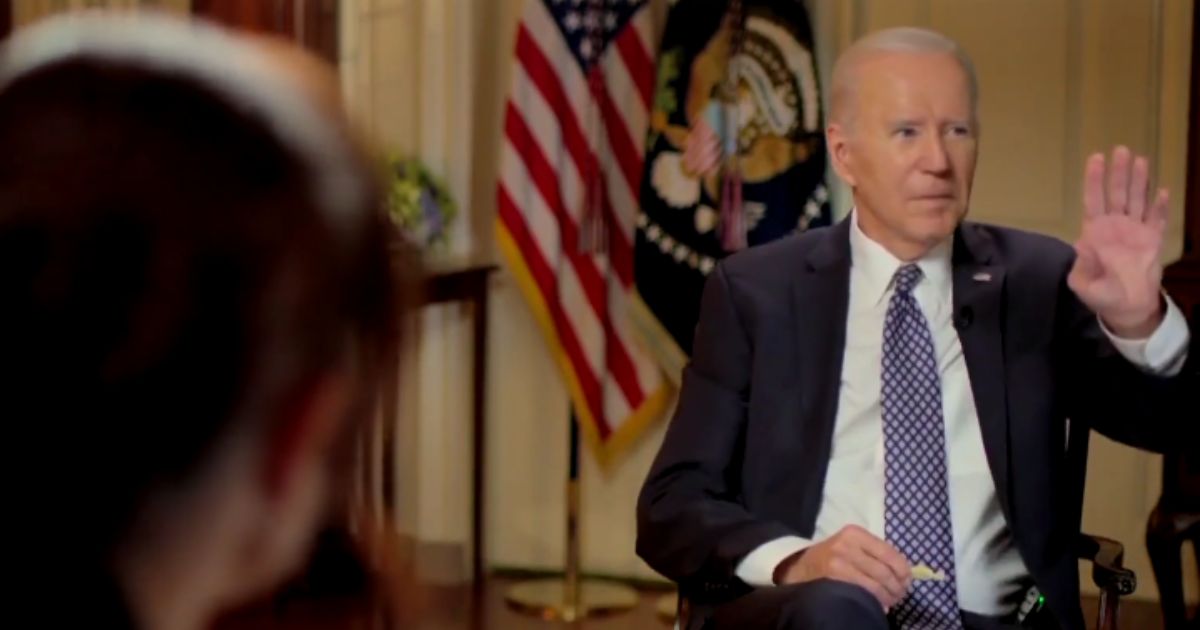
[853,49,967,82]
[851,53,972,108]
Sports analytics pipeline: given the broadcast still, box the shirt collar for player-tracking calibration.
[848,209,953,307]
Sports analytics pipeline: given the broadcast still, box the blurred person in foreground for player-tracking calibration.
[638,26,1197,630]
[0,12,417,630]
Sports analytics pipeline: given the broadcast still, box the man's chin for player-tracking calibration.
[907,206,962,238]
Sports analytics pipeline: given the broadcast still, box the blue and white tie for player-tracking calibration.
[882,264,963,629]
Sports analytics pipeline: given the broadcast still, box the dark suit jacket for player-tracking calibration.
[636,218,1199,630]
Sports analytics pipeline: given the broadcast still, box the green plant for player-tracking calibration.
[384,156,456,249]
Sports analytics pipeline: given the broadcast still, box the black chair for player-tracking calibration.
[1079,533,1139,630]
[1146,452,1200,630]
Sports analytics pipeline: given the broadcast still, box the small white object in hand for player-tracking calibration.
[911,564,947,582]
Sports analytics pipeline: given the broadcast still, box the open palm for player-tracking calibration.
[1066,146,1169,337]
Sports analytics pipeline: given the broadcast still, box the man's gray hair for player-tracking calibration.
[830,27,979,126]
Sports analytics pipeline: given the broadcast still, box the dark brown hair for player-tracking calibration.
[0,54,414,594]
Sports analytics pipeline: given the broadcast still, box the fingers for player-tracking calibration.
[829,560,895,610]
[792,526,916,610]
[1082,153,1105,218]
[1091,145,1168,225]
[1106,146,1131,216]
[1149,187,1169,227]
[854,528,912,586]
[845,550,909,604]
[836,526,910,605]
[1128,155,1149,221]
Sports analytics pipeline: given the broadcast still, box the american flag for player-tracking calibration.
[495,0,669,463]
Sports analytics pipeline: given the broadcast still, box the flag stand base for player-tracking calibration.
[505,579,638,622]
[504,411,638,621]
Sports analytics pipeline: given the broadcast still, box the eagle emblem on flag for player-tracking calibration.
[633,0,831,382]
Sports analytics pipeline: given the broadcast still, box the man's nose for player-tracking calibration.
[919,134,951,174]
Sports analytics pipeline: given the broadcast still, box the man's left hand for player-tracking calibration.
[1067,145,1169,338]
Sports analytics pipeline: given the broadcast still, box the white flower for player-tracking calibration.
[651,151,701,209]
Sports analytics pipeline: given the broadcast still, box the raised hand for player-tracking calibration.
[1067,146,1169,338]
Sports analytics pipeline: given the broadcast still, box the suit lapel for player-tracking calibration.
[952,224,1014,521]
[791,219,852,531]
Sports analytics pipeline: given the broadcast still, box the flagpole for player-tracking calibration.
[565,409,582,611]
[504,408,639,621]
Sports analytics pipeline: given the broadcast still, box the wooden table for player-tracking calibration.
[377,260,497,583]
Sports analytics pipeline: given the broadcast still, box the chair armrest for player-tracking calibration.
[1077,533,1137,596]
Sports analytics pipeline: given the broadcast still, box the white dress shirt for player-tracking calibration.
[734,213,1191,615]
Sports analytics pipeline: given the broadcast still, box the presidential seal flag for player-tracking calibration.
[632,0,831,382]
[495,0,671,463]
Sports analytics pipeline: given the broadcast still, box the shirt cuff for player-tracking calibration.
[1100,294,1191,375]
[734,535,813,587]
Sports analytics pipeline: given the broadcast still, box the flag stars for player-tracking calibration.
[604,11,618,31]
[582,10,600,30]
[553,1,642,67]
[564,11,582,31]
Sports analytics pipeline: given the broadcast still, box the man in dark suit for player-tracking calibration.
[636,26,1196,630]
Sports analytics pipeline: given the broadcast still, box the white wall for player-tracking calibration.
[340,0,482,582]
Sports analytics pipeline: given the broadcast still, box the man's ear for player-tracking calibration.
[826,122,857,188]
[262,372,350,501]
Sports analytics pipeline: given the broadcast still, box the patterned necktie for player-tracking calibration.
[882,264,963,630]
